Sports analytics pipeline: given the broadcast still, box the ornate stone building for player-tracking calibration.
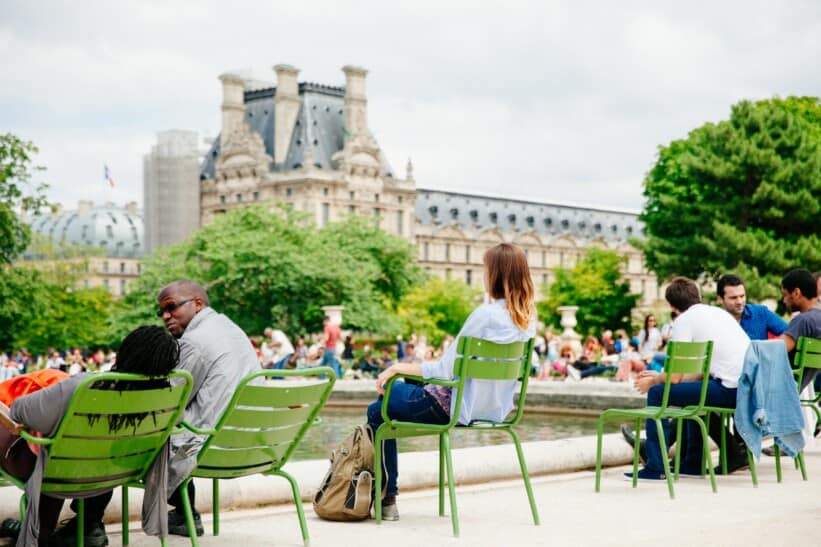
[199,64,661,306]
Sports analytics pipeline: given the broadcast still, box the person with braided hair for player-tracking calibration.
[1,325,181,546]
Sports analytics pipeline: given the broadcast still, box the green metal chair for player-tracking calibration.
[753,336,821,484]
[12,370,193,547]
[170,367,335,547]
[373,336,538,537]
[594,340,715,499]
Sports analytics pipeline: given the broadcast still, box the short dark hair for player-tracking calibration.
[665,277,701,311]
[781,269,817,299]
[716,274,744,298]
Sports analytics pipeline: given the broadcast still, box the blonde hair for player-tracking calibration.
[483,243,535,330]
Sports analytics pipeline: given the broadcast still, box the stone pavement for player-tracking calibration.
[103,444,819,547]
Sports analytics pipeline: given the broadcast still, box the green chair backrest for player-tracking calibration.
[41,370,193,494]
[795,337,821,388]
[656,340,713,411]
[193,368,335,479]
[451,336,535,426]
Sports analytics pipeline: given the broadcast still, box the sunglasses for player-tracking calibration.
[156,298,195,318]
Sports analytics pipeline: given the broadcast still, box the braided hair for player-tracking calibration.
[113,325,180,376]
[89,325,180,432]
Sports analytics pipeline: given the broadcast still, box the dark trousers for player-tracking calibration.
[38,490,114,541]
[644,379,737,474]
[41,480,197,538]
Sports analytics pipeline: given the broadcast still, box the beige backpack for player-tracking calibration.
[313,424,384,521]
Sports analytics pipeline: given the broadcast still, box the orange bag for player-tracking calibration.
[0,369,69,407]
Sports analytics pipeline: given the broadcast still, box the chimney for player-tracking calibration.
[274,64,300,165]
[219,73,245,136]
[342,65,369,139]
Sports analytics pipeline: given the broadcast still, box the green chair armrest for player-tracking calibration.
[19,431,53,445]
[179,421,217,436]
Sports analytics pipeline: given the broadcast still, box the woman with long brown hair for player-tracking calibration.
[367,243,536,520]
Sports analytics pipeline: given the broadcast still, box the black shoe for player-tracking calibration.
[761,445,777,457]
[620,424,647,464]
[0,518,21,540]
[47,518,108,547]
[168,509,204,537]
[713,453,749,476]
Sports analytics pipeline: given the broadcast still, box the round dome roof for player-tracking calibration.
[29,202,144,258]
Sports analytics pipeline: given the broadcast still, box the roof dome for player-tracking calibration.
[28,201,144,258]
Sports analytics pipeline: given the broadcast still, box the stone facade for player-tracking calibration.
[199,64,661,306]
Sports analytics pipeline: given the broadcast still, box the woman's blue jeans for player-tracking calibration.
[644,378,737,474]
[366,382,449,497]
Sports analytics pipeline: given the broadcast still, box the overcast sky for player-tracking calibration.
[3,0,820,212]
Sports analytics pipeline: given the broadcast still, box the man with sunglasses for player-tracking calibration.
[156,280,261,536]
[50,280,260,545]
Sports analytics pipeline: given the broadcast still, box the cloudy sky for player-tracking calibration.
[3,0,820,212]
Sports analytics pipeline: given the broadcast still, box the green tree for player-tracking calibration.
[0,240,116,355]
[110,205,423,340]
[638,97,821,298]
[0,134,50,264]
[538,247,639,335]
[397,278,480,347]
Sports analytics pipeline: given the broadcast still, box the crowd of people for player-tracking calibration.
[0,247,818,542]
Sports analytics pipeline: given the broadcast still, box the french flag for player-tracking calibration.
[104,164,115,187]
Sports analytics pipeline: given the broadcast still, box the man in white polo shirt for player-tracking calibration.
[628,276,751,481]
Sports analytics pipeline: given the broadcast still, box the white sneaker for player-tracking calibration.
[566,365,581,381]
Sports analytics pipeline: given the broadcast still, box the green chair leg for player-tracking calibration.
[374,435,383,524]
[594,416,605,493]
[273,470,310,547]
[180,479,199,547]
[508,428,539,525]
[655,419,674,499]
[632,418,641,488]
[747,448,758,487]
[213,478,220,536]
[693,417,716,493]
[441,432,459,537]
[160,536,168,547]
[439,434,446,516]
[797,451,807,481]
[76,498,85,547]
[122,486,130,546]
[774,445,782,483]
[673,418,683,480]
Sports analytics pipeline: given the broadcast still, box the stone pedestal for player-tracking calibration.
[557,305,582,353]
[321,305,344,325]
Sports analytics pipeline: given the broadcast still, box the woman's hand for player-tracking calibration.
[634,370,659,394]
[376,367,397,395]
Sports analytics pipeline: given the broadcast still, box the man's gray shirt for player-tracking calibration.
[168,307,261,492]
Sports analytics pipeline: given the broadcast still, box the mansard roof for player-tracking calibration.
[200,82,394,179]
[415,189,644,242]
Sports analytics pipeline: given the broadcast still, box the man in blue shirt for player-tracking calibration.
[717,274,787,340]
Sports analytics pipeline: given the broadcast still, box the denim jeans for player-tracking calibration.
[366,382,450,497]
[320,349,342,377]
[644,378,737,474]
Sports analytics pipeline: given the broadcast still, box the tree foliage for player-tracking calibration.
[109,206,424,341]
[0,134,50,264]
[638,97,821,298]
[537,247,639,335]
[396,277,480,347]
[0,237,116,354]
